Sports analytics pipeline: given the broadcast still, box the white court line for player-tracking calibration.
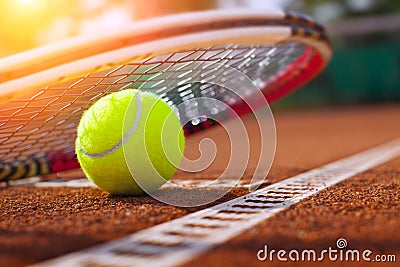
[32,138,400,267]
[4,177,268,189]
[2,177,95,188]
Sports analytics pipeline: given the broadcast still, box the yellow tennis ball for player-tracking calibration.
[75,89,185,195]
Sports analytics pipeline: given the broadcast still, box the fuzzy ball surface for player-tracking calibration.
[76,89,185,195]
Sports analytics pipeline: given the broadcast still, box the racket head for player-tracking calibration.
[0,9,332,181]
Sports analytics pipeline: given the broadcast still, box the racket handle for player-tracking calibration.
[0,152,79,181]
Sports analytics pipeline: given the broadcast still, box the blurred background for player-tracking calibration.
[277,0,400,108]
[0,0,399,107]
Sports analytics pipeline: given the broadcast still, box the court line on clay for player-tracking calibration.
[32,138,400,267]
[2,177,269,189]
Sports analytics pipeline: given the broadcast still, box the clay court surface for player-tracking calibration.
[1,105,400,266]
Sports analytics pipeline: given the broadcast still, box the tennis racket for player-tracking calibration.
[0,9,332,181]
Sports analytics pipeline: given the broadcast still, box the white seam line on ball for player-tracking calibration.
[78,92,143,158]
[31,138,400,267]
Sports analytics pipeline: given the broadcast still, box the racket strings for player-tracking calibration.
[0,43,310,174]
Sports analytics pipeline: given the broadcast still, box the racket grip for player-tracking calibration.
[0,152,80,181]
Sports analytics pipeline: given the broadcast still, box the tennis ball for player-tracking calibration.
[75,89,185,195]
